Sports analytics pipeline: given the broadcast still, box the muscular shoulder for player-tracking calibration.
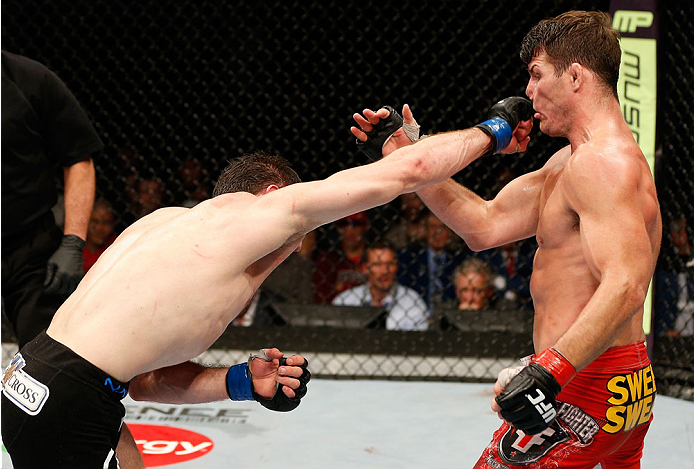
[568,141,642,186]
[120,206,189,237]
[563,141,644,210]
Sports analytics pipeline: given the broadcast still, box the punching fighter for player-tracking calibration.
[351,10,661,468]
[2,106,529,466]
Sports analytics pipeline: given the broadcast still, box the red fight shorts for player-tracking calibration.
[475,341,655,469]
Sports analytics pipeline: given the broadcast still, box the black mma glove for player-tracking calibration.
[226,350,311,412]
[253,357,310,412]
[355,105,403,161]
[355,105,421,161]
[475,96,533,155]
[44,234,86,296]
[495,347,576,435]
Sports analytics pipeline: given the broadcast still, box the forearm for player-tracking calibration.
[387,128,491,193]
[289,128,491,234]
[553,277,647,371]
[416,179,493,250]
[63,159,96,239]
[129,361,229,404]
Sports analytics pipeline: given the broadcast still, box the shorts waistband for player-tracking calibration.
[579,341,650,375]
[20,330,129,401]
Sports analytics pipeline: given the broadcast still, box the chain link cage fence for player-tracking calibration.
[2,1,692,399]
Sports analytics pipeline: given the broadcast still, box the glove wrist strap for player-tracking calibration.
[533,347,576,389]
[226,363,254,401]
[475,117,512,154]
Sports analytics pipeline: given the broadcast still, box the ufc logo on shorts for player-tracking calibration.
[511,427,556,453]
[526,389,557,424]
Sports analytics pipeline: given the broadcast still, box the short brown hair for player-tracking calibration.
[212,151,301,196]
[520,10,621,97]
[453,258,492,288]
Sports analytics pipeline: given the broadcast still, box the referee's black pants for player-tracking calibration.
[2,212,64,348]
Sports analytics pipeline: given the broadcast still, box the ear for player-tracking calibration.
[568,63,583,92]
[263,184,280,194]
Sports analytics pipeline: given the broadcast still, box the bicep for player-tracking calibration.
[578,201,652,282]
[265,160,411,234]
[485,169,545,242]
[568,161,652,284]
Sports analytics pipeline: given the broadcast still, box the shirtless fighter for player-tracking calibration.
[351,11,661,468]
[2,107,529,466]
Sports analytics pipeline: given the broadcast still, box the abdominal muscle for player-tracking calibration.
[530,243,645,355]
[530,243,592,353]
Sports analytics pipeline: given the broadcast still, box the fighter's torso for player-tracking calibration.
[529,142,661,353]
[47,195,297,381]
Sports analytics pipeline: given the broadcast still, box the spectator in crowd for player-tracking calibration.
[83,199,118,272]
[134,177,165,219]
[332,241,429,330]
[313,211,369,303]
[118,148,142,208]
[656,216,694,336]
[264,229,317,304]
[398,212,467,310]
[452,257,517,311]
[482,240,535,310]
[384,193,429,249]
[179,158,211,207]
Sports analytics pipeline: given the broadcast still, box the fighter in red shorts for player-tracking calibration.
[351,10,661,468]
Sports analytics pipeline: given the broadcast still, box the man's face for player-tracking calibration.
[138,180,163,214]
[455,272,492,310]
[87,206,115,247]
[427,215,452,252]
[525,51,573,137]
[366,248,398,293]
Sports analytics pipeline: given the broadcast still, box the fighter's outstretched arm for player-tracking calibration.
[255,124,495,244]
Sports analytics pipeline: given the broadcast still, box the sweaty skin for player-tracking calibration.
[354,52,661,378]
[47,118,511,385]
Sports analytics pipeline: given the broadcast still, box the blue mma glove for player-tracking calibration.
[475,97,533,155]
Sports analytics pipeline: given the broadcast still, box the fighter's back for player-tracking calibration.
[48,193,299,382]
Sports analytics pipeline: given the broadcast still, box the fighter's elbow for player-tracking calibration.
[465,236,490,252]
[612,275,648,314]
[393,148,433,193]
[624,280,648,312]
[128,372,153,401]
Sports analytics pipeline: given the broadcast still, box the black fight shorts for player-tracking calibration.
[1,331,129,468]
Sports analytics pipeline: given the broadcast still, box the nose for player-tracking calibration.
[525,80,534,101]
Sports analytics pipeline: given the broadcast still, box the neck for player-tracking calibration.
[567,92,624,151]
[369,285,392,306]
